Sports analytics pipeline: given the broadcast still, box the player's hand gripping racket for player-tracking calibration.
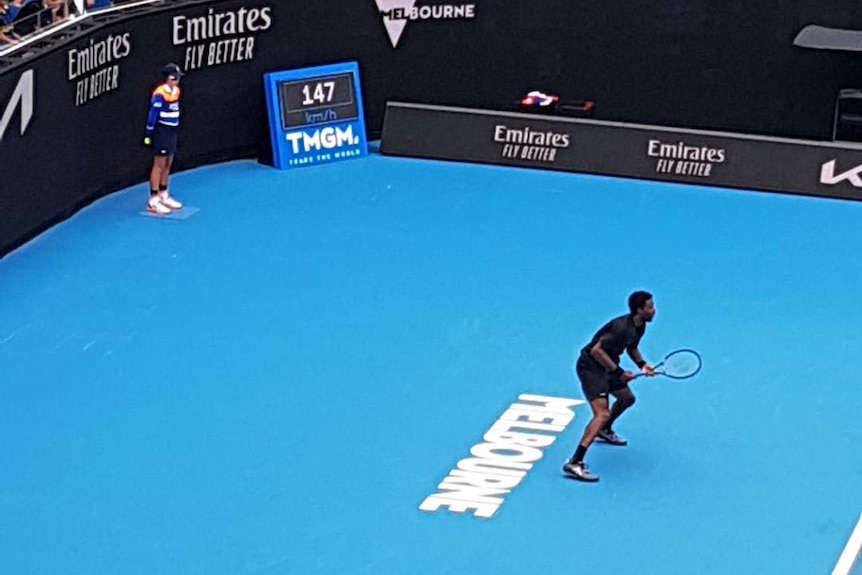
[634,348,702,380]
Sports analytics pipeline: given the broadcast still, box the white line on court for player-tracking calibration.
[831,513,862,575]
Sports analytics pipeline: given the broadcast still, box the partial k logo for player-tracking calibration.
[0,70,34,142]
[820,159,862,187]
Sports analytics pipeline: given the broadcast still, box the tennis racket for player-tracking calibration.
[633,348,702,380]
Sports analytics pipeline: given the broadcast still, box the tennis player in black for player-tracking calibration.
[563,291,656,482]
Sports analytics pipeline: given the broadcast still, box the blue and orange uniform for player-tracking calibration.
[143,63,184,214]
[145,81,181,156]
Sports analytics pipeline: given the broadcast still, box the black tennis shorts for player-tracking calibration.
[576,354,628,401]
[152,124,178,157]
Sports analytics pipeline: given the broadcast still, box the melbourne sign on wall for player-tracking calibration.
[380,102,862,202]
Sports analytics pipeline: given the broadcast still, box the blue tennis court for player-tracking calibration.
[1,148,860,575]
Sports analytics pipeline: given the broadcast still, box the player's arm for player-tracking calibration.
[627,345,655,376]
[144,94,163,143]
[590,339,635,382]
[589,340,618,371]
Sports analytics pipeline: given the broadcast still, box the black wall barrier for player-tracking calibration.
[2,0,862,255]
[380,102,862,202]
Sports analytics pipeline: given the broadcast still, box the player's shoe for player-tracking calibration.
[563,461,599,482]
[147,196,171,215]
[596,428,628,446]
[159,191,182,210]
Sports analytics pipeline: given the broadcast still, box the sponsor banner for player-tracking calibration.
[67,32,133,107]
[0,70,33,141]
[264,62,368,169]
[171,5,273,71]
[380,102,862,201]
[373,0,477,48]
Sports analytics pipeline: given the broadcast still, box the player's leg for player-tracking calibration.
[597,384,636,446]
[148,156,163,194]
[563,359,610,482]
[563,396,609,482]
[147,155,171,214]
[159,154,172,189]
[157,133,182,210]
[580,396,612,448]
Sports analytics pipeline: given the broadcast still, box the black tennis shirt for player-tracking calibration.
[580,314,645,368]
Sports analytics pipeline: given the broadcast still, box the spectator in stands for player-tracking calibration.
[4,0,45,36]
[143,63,184,215]
[0,0,22,46]
[43,0,67,23]
[1,0,22,24]
[0,25,20,48]
[1,0,24,14]
[86,0,112,10]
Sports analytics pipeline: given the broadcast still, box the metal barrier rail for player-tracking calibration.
[0,0,163,63]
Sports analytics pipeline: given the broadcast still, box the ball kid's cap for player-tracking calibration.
[162,63,184,80]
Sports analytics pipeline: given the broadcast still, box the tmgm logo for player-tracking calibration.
[374,0,476,48]
[820,159,862,187]
[0,70,34,142]
[285,125,360,154]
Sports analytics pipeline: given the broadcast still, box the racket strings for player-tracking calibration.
[661,351,701,377]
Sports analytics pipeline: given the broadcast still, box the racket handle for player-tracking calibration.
[632,369,661,379]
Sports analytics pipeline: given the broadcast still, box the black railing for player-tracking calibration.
[0,0,171,55]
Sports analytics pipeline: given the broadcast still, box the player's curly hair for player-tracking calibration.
[628,290,653,315]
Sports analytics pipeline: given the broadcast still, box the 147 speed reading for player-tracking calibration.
[302,81,335,106]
